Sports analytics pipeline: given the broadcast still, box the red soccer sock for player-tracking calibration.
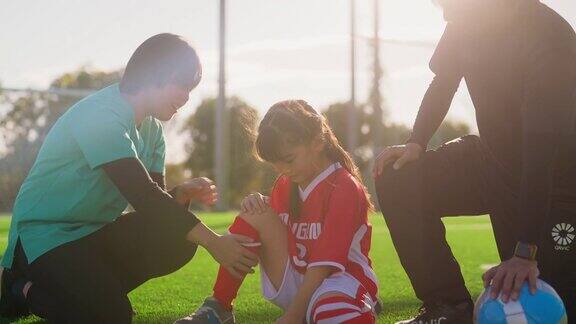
[212,216,261,310]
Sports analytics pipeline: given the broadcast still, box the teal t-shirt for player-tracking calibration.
[2,83,166,267]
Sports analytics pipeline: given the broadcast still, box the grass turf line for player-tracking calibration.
[0,212,498,323]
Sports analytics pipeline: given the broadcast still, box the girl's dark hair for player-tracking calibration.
[120,33,202,93]
[255,100,373,218]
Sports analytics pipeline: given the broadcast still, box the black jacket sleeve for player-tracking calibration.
[101,158,200,236]
[408,24,463,149]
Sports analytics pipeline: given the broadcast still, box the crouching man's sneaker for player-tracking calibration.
[396,300,473,324]
[0,267,30,320]
[174,297,235,324]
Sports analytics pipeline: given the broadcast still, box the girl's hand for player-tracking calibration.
[174,177,218,206]
[241,192,270,214]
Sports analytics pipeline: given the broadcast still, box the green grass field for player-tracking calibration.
[0,212,500,323]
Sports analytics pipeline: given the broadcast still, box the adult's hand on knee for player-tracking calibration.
[206,234,259,279]
[372,143,423,178]
[482,257,540,303]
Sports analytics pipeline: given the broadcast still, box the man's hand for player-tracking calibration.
[204,233,259,279]
[372,143,423,178]
[174,177,217,206]
[482,256,540,303]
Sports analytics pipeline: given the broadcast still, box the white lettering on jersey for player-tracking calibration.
[293,243,308,267]
[291,222,322,240]
[297,223,308,239]
[279,213,289,225]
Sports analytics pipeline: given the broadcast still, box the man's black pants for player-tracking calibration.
[12,211,198,324]
[376,135,576,320]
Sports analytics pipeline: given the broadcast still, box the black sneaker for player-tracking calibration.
[395,300,473,324]
[0,267,30,320]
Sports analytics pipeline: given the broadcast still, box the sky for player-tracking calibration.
[0,0,574,162]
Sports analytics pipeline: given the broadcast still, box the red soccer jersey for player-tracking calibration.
[269,162,379,300]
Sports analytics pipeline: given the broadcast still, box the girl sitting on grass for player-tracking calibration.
[176,100,380,324]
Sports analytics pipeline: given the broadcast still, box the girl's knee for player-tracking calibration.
[238,208,279,232]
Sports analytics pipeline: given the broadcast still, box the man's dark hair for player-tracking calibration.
[120,33,202,93]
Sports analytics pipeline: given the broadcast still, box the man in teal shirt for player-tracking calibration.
[0,33,257,323]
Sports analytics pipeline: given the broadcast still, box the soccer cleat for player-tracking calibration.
[174,297,235,324]
[0,267,30,320]
[395,300,473,324]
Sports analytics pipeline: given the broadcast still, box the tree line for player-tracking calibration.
[0,68,470,211]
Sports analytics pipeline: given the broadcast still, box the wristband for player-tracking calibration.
[514,241,538,261]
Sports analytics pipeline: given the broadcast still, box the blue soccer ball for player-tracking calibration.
[474,279,567,324]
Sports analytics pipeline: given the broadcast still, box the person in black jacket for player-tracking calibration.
[373,0,576,323]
